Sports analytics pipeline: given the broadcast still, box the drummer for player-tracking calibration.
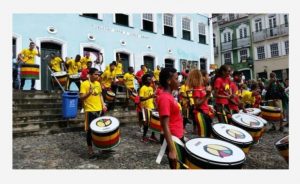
[66,55,81,91]
[157,67,185,169]
[115,53,124,76]
[101,62,117,110]
[49,53,64,72]
[153,65,161,84]
[17,41,41,90]
[80,52,92,70]
[228,71,242,115]
[80,68,107,159]
[123,66,136,111]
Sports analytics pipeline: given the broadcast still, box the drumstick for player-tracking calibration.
[176,159,190,169]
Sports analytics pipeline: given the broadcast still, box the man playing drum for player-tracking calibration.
[123,66,136,111]
[66,55,81,91]
[80,52,92,70]
[18,41,41,90]
[80,68,107,159]
[49,53,64,72]
[101,62,117,110]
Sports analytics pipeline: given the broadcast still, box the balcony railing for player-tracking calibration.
[252,23,289,43]
[221,36,251,51]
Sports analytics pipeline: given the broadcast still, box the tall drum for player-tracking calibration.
[275,135,289,163]
[212,123,253,154]
[185,138,246,169]
[51,71,68,86]
[231,114,264,142]
[150,111,162,133]
[20,64,40,79]
[90,116,120,150]
[260,106,282,121]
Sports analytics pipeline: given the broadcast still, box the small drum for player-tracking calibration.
[90,116,121,150]
[231,114,264,142]
[69,72,81,82]
[129,91,137,101]
[105,90,116,102]
[150,111,162,133]
[185,138,246,169]
[51,71,68,86]
[260,106,282,121]
[20,64,40,79]
[275,135,289,163]
[212,123,253,154]
[239,108,261,116]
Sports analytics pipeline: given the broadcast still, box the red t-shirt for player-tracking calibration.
[80,68,89,81]
[157,91,183,139]
[214,77,231,104]
[228,82,239,111]
[193,86,210,115]
[135,70,144,85]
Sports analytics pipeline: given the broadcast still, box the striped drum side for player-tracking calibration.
[20,64,40,79]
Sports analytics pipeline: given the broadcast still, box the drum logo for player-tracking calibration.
[226,129,245,139]
[204,144,233,158]
[96,119,112,127]
[241,118,260,127]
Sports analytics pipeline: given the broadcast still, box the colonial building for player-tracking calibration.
[13,13,213,90]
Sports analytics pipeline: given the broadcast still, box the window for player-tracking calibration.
[224,32,231,42]
[115,14,129,26]
[229,14,235,21]
[285,41,289,55]
[270,43,279,57]
[240,49,248,62]
[142,14,154,32]
[269,15,277,28]
[239,27,248,38]
[244,27,247,38]
[81,13,99,19]
[165,58,174,68]
[163,14,174,37]
[284,14,289,27]
[257,46,265,60]
[182,17,191,40]
[239,29,243,38]
[255,19,262,32]
[144,56,155,71]
[224,52,232,64]
[227,32,231,41]
[198,23,206,44]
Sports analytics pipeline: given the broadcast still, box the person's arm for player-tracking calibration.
[36,46,41,57]
[80,84,93,101]
[100,94,107,112]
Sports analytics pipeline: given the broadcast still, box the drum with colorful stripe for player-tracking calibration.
[275,135,289,163]
[184,138,246,169]
[260,106,282,121]
[242,113,268,140]
[20,64,40,79]
[150,111,162,133]
[90,116,120,150]
[231,114,264,142]
[51,71,68,86]
[69,72,81,82]
[239,108,261,116]
[212,123,253,154]
[105,90,116,102]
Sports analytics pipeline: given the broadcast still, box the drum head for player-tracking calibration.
[261,106,281,112]
[239,108,261,115]
[212,123,253,144]
[90,116,119,133]
[232,114,264,130]
[51,71,66,77]
[107,91,116,96]
[242,113,267,125]
[185,138,245,164]
[152,111,159,118]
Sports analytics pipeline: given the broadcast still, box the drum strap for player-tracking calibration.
[156,136,184,164]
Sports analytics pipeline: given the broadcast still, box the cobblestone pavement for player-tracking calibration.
[13,122,288,169]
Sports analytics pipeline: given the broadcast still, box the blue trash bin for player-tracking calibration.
[62,92,79,118]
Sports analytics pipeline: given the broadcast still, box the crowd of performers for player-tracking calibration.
[15,41,289,168]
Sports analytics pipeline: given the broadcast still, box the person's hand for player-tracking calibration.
[102,105,107,112]
[168,149,177,169]
[88,86,93,95]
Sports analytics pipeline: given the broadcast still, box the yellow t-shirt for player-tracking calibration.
[124,72,135,89]
[20,48,38,64]
[241,90,255,105]
[153,69,160,81]
[101,69,116,88]
[80,80,102,112]
[139,85,154,110]
[180,84,194,106]
[115,62,123,75]
[80,56,91,70]
[50,57,63,72]
[66,59,81,75]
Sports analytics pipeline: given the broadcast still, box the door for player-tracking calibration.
[41,42,62,91]
[165,58,174,68]
[116,52,129,73]
[200,58,206,70]
[240,69,251,81]
[143,56,154,72]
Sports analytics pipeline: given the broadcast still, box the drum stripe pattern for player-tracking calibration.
[261,111,282,121]
[171,141,186,169]
[194,112,208,137]
[20,64,40,79]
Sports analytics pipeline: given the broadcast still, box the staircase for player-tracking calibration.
[13,89,138,137]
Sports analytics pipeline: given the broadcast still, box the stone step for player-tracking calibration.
[13,91,65,100]
[13,103,62,110]
[13,113,83,123]
[13,108,64,117]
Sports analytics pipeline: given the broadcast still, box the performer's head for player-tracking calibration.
[29,42,35,50]
[232,71,242,83]
[88,68,100,82]
[159,67,178,91]
[110,62,116,71]
[218,64,231,78]
[142,73,152,87]
[186,69,203,88]
[128,66,134,74]
[87,61,92,69]
[157,65,160,70]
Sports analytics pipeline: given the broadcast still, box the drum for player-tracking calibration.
[69,72,81,82]
[242,114,268,140]
[239,108,261,116]
[274,135,289,163]
[260,106,282,121]
[150,111,162,133]
[51,71,68,86]
[231,114,264,142]
[185,138,246,169]
[129,91,137,101]
[105,90,116,102]
[90,116,121,150]
[20,64,40,79]
[212,123,253,154]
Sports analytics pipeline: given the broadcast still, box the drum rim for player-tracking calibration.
[106,91,116,96]
[242,113,267,125]
[51,71,67,76]
[260,106,281,112]
[275,135,289,147]
[212,123,253,146]
[185,137,246,165]
[239,108,261,115]
[90,116,120,133]
[232,114,264,130]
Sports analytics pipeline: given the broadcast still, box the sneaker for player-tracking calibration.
[140,137,149,143]
[149,136,159,143]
